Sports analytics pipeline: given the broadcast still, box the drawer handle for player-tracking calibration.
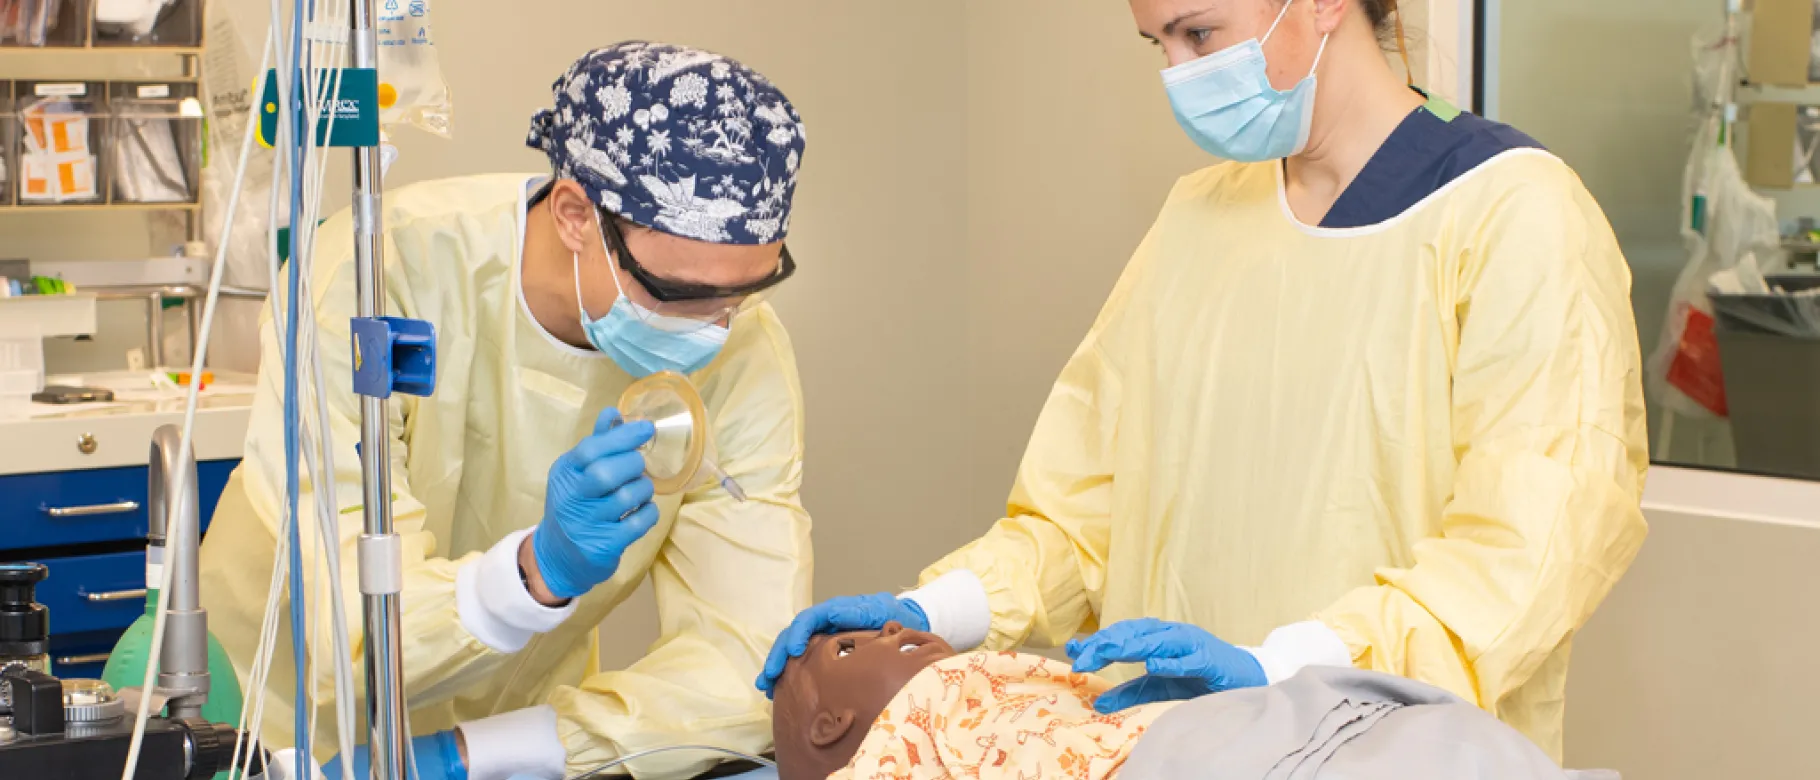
[55,653,110,666]
[85,588,148,603]
[45,500,142,518]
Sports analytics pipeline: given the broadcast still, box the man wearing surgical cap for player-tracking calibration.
[201,41,813,780]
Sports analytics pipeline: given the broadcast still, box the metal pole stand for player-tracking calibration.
[347,0,438,778]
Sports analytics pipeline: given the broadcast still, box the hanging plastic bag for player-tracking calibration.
[376,0,451,137]
[194,2,276,373]
[1645,25,1782,421]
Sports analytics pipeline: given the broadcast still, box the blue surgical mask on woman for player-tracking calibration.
[1162,0,1331,162]
[573,245,730,377]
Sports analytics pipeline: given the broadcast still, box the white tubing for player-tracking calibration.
[117,5,286,776]
[291,0,362,765]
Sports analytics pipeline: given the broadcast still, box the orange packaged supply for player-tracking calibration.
[20,156,52,200]
[22,99,88,155]
[19,96,96,203]
[20,153,95,203]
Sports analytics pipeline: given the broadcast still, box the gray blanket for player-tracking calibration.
[1118,667,1572,780]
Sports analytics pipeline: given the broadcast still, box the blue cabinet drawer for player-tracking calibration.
[40,550,149,635]
[0,459,239,551]
[50,629,129,681]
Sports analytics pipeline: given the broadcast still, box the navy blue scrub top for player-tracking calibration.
[1320,92,1544,229]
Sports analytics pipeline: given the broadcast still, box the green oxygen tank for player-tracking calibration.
[101,552,245,779]
[103,425,245,780]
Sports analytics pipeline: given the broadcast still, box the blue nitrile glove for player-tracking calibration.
[323,729,466,780]
[755,593,931,697]
[1066,617,1267,714]
[531,408,659,600]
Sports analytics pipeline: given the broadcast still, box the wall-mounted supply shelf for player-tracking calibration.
[0,0,204,52]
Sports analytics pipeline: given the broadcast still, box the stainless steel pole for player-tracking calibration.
[350,0,408,777]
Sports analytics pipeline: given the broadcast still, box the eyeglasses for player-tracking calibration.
[600,212,796,305]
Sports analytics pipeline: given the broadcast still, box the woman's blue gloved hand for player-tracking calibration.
[531,408,659,600]
[1066,617,1267,714]
[754,593,930,697]
[322,729,465,780]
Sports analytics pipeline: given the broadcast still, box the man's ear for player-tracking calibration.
[547,180,600,256]
[809,709,855,749]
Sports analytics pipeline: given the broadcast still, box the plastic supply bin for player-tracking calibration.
[15,81,105,205]
[106,81,200,204]
[90,0,199,47]
[0,83,13,207]
[1712,280,1820,480]
[0,0,89,48]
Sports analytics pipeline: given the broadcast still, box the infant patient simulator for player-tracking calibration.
[771,622,1574,780]
[772,622,1167,780]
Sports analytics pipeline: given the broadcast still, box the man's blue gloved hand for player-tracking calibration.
[755,593,930,697]
[323,729,466,780]
[1066,617,1267,714]
[532,408,659,600]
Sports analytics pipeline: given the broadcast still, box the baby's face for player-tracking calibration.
[773,622,956,780]
[798,623,956,696]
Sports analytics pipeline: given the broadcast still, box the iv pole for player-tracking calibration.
[349,0,411,777]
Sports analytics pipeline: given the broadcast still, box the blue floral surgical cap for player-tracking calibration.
[528,41,807,245]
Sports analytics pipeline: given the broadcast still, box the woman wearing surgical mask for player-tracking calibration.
[763,0,1647,766]
[203,42,814,780]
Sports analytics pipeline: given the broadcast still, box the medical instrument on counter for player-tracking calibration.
[568,745,775,780]
[0,557,268,779]
[33,384,116,404]
[618,370,749,500]
[0,564,52,713]
[0,671,264,780]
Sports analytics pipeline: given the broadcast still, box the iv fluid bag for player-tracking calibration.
[377,0,451,137]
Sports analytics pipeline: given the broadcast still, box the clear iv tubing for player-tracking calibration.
[567,746,775,780]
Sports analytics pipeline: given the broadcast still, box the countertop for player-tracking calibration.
[0,372,255,476]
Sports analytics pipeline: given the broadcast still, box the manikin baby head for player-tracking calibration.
[772,622,956,780]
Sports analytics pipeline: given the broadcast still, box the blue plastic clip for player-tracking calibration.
[350,317,436,399]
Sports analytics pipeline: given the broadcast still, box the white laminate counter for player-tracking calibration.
[0,377,254,476]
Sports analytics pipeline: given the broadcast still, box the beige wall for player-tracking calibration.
[960,1,1208,532]
[402,0,984,664]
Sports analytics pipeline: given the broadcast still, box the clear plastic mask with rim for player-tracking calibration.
[616,371,748,500]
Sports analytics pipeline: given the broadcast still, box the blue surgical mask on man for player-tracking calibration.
[1162,0,1331,162]
[573,232,730,377]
